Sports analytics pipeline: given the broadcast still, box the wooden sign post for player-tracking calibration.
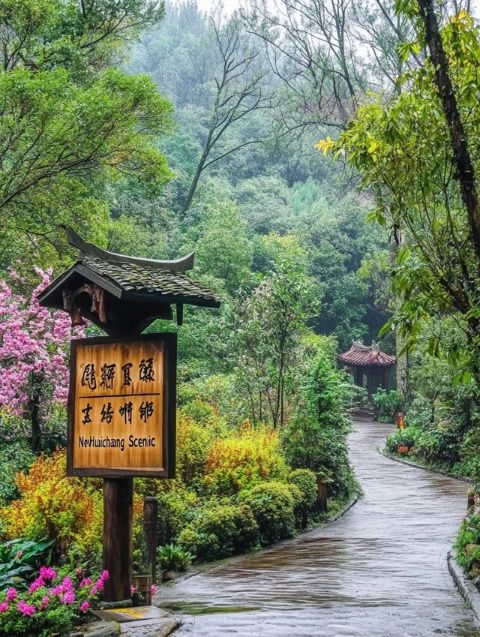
[68,334,176,600]
[38,228,220,602]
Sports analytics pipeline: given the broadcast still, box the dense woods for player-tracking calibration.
[1,0,480,632]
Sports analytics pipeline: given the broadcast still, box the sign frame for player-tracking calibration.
[67,332,176,479]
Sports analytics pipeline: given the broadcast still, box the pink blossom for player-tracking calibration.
[63,591,75,605]
[150,584,158,596]
[90,581,104,596]
[100,570,109,582]
[6,588,17,602]
[80,578,92,588]
[0,602,9,613]
[80,601,90,613]
[61,577,74,591]
[0,269,85,417]
[39,566,57,581]
[18,601,35,616]
[40,596,50,609]
[130,585,137,595]
[29,577,45,593]
[49,585,63,597]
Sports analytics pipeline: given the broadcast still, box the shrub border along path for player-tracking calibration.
[378,447,474,484]
[158,489,361,585]
[378,446,480,626]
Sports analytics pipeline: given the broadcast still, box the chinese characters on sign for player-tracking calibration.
[69,336,176,476]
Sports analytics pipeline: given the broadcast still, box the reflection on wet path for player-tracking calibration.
[158,417,480,636]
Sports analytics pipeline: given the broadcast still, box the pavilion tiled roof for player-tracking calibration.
[338,341,396,367]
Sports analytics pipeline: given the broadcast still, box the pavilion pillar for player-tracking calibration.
[354,366,363,388]
[366,367,376,399]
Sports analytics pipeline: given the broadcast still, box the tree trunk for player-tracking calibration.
[416,0,480,262]
[396,330,411,404]
[28,391,42,453]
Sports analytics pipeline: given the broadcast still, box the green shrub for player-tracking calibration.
[0,443,36,505]
[283,353,355,500]
[204,424,287,495]
[456,513,480,575]
[459,429,480,481]
[385,426,418,453]
[288,469,317,528]
[175,412,219,487]
[240,481,295,545]
[157,544,192,572]
[157,490,198,544]
[373,389,403,423]
[0,538,54,591]
[413,427,449,464]
[178,502,259,561]
[282,414,353,499]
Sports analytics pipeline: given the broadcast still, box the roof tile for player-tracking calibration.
[338,341,396,367]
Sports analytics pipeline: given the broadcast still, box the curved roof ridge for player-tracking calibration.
[64,226,194,273]
[338,341,396,367]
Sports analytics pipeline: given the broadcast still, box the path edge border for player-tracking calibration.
[377,447,474,484]
[379,446,480,626]
[448,550,480,626]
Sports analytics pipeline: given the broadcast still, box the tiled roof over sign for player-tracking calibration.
[83,255,220,306]
[38,227,221,332]
[338,341,396,368]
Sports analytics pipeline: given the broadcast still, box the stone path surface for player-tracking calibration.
[157,416,480,636]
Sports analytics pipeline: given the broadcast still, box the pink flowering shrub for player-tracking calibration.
[0,566,108,637]
[0,268,84,450]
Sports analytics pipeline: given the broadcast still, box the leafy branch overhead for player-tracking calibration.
[326,3,480,382]
[0,0,172,259]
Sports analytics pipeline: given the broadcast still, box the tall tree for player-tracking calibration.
[180,10,271,214]
[329,6,480,384]
[0,0,172,265]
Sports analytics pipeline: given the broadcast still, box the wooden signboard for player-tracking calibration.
[68,333,176,478]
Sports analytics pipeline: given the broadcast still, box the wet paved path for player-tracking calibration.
[158,417,480,636]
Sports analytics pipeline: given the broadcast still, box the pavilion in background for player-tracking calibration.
[338,341,396,399]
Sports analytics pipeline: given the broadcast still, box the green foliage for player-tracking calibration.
[287,469,318,528]
[234,234,319,427]
[0,441,36,505]
[0,538,54,591]
[0,0,172,267]
[331,10,480,380]
[178,502,259,562]
[373,389,404,423]
[157,544,192,573]
[192,193,253,296]
[204,425,287,496]
[456,513,480,575]
[157,490,199,546]
[240,481,296,546]
[176,412,220,488]
[283,352,355,499]
[458,429,480,483]
[385,426,418,453]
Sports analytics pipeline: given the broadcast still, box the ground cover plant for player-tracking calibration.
[0,566,109,637]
